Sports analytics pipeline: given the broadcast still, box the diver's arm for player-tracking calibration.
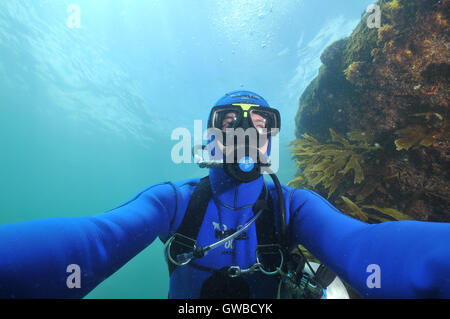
[290,189,450,298]
[0,183,176,298]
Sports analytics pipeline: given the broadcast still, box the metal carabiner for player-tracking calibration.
[227,263,262,278]
[164,233,197,267]
[228,266,243,278]
[255,245,284,276]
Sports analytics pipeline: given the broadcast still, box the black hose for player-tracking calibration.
[269,173,287,248]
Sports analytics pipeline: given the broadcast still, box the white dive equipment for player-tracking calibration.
[278,261,350,299]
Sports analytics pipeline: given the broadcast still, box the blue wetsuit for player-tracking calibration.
[0,167,449,298]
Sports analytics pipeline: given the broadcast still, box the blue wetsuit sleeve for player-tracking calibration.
[0,183,176,298]
[290,189,450,298]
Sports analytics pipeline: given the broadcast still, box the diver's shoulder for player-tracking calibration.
[265,181,320,201]
[170,177,204,190]
[265,180,296,195]
[136,177,201,198]
[159,176,207,197]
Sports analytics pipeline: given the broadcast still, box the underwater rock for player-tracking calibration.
[293,0,450,222]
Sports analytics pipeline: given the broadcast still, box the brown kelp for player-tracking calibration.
[289,129,414,224]
[289,129,379,199]
[340,196,412,223]
[395,113,448,151]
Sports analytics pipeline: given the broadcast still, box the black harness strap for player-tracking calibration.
[254,188,277,244]
[167,177,212,276]
[255,188,284,273]
[176,177,212,239]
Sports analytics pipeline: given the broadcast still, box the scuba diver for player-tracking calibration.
[0,90,449,299]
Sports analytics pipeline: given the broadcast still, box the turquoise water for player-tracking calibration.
[0,0,373,298]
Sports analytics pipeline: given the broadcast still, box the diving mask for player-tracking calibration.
[208,103,281,134]
[204,103,281,183]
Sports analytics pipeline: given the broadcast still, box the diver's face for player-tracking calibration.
[219,111,270,155]
[221,112,237,131]
[221,112,267,133]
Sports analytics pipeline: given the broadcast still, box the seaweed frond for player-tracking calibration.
[384,0,402,11]
[340,196,412,223]
[361,205,413,222]
[290,129,379,198]
[394,125,433,150]
[394,113,447,151]
[346,175,388,203]
[341,196,369,222]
